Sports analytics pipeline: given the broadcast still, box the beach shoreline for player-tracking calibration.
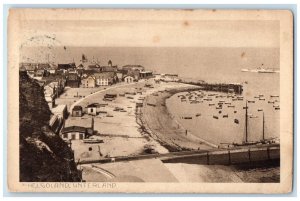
[139,84,216,152]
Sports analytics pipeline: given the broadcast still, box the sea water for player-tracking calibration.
[21,46,280,145]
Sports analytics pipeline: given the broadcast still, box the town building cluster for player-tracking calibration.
[19,57,155,141]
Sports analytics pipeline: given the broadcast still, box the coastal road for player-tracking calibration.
[78,143,280,165]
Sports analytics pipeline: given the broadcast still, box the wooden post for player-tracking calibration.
[267,147,270,160]
[248,148,251,162]
[207,151,210,165]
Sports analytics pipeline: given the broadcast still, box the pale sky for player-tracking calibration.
[19,20,279,48]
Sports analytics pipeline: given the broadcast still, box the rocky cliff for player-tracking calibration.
[19,72,81,182]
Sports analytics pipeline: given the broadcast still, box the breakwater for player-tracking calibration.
[178,80,243,94]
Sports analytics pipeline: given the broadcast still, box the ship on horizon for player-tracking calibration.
[241,64,279,73]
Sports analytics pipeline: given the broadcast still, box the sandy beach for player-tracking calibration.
[140,87,215,151]
[62,79,212,161]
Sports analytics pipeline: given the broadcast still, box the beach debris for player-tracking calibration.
[234,119,239,124]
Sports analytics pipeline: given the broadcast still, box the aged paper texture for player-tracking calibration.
[7,8,293,193]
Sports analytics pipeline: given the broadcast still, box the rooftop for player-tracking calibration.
[61,126,86,134]
[86,103,99,108]
[73,105,83,111]
[51,104,67,113]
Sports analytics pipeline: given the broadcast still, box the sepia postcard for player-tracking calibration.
[7,8,293,193]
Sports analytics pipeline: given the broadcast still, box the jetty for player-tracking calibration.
[179,80,243,94]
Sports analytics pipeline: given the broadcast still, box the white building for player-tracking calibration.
[86,103,98,116]
[124,75,134,83]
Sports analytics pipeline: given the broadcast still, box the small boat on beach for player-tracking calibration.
[195,113,201,117]
[257,109,263,112]
[248,100,255,103]
[234,119,239,124]
[228,105,235,108]
[183,116,193,119]
[213,115,219,119]
[223,114,228,118]
[270,95,279,98]
[83,139,104,144]
[209,103,215,106]
[259,98,265,101]
[147,103,156,107]
[275,107,280,110]
[268,101,275,104]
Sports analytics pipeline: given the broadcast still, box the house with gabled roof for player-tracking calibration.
[94,72,117,86]
[81,75,96,88]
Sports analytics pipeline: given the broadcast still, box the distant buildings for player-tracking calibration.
[122,65,145,72]
[44,79,65,109]
[122,65,153,81]
[124,75,134,83]
[66,73,80,88]
[86,103,98,116]
[19,59,154,89]
[60,126,93,140]
[49,104,68,135]
[94,72,117,86]
[81,75,96,88]
[51,104,68,119]
[57,63,76,71]
[72,106,83,117]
